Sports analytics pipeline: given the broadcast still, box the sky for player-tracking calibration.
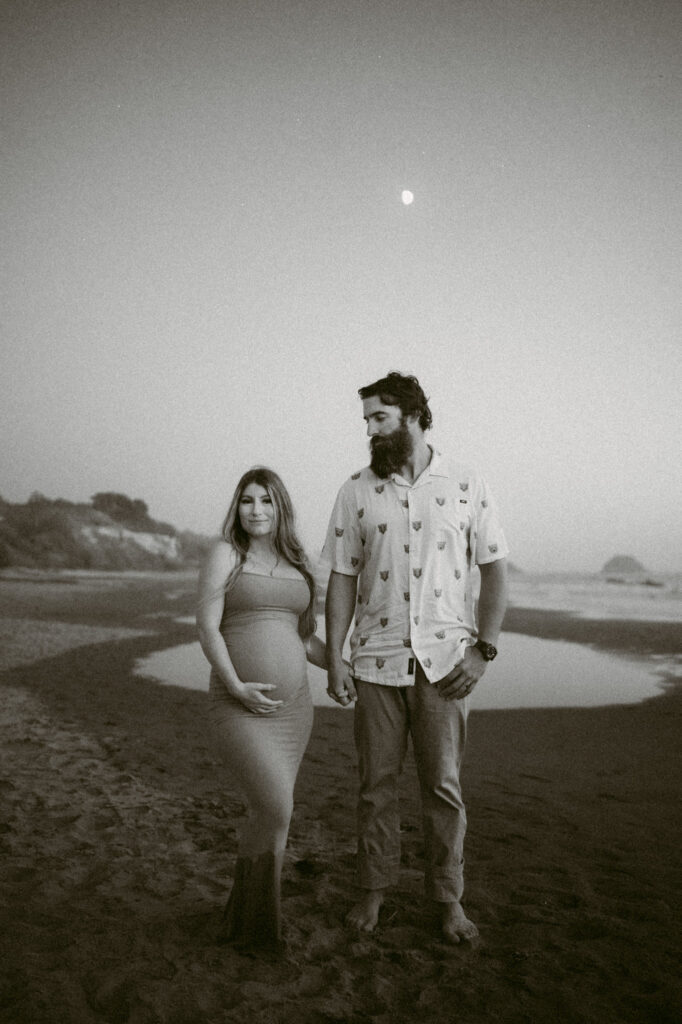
[2,0,680,574]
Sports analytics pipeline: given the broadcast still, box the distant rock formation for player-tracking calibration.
[601,555,646,574]
[0,492,210,571]
[600,554,664,587]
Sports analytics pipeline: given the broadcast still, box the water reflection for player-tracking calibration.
[134,632,669,710]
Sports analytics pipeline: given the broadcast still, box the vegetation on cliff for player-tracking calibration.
[0,492,210,571]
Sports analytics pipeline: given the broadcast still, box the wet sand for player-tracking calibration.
[0,570,680,1024]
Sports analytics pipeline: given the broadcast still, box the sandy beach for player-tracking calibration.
[0,569,680,1024]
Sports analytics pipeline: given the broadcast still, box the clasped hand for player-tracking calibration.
[436,647,487,701]
[326,660,356,706]
[236,681,283,714]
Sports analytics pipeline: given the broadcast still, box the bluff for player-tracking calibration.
[0,492,210,571]
[601,555,646,575]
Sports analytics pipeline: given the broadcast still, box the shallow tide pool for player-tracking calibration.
[134,632,672,710]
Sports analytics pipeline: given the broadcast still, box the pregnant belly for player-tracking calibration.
[223,619,308,703]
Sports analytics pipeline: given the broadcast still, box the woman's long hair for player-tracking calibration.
[221,466,317,640]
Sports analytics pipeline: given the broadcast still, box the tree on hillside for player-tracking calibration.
[90,493,176,535]
[91,493,149,525]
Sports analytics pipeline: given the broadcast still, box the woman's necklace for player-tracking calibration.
[246,551,279,576]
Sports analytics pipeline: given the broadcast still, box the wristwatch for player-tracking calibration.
[474,639,498,662]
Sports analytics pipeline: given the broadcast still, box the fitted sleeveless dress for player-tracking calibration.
[208,570,314,952]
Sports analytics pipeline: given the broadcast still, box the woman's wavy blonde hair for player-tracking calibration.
[220,466,317,640]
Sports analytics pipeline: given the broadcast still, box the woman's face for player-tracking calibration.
[238,482,276,539]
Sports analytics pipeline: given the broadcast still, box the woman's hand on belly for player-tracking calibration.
[233,681,284,714]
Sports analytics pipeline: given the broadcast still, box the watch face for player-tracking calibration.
[477,641,497,661]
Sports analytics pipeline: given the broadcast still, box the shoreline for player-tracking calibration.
[0,572,680,1023]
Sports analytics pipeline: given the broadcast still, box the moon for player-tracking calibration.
[401,190,414,205]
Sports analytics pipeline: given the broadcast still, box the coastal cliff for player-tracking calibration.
[0,492,209,571]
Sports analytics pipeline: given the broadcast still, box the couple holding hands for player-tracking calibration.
[196,371,508,955]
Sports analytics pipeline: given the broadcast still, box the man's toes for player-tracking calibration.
[346,894,383,932]
[346,912,375,932]
[440,903,479,944]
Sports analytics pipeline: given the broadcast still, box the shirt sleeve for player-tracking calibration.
[471,476,509,565]
[321,480,365,575]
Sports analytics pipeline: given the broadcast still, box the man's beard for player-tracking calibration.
[369,421,413,479]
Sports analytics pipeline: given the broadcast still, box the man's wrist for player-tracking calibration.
[474,638,498,662]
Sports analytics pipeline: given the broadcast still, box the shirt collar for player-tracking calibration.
[425,447,449,477]
[389,446,450,485]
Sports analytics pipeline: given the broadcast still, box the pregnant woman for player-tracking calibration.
[196,466,331,956]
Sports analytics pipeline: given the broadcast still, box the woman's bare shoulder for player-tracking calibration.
[200,538,239,581]
[207,536,237,560]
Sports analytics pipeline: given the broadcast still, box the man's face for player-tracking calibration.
[362,396,414,478]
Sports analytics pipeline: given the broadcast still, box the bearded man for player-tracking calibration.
[323,371,508,944]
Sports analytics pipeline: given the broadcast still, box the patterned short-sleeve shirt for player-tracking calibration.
[322,448,509,686]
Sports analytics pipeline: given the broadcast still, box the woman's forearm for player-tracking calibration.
[197,627,243,695]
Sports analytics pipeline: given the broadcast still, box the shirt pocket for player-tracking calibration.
[429,502,471,578]
[434,494,472,539]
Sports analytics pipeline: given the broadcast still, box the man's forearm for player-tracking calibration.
[477,558,508,642]
[325,571,357,662]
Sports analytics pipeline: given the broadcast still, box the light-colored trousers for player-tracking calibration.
[353,664,469,902]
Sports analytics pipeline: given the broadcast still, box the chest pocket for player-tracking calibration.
[433,493,473,540]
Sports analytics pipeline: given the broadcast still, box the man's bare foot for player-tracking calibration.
[346,890,385,932]
[439,901,479,944]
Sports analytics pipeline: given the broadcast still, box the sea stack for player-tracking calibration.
[601,555,646,575]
